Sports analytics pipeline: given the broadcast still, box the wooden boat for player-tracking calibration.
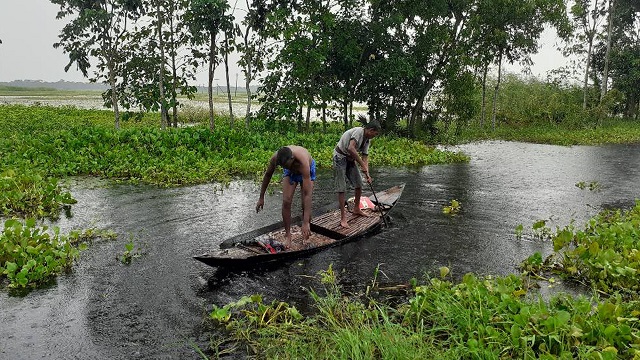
[193,184,405,268]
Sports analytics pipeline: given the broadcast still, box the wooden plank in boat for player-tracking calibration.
[266,226,337,251]
[311,208,379,237]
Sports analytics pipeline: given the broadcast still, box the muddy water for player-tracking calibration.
[2,141,640,359]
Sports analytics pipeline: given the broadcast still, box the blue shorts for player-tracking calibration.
[283,159,316,184]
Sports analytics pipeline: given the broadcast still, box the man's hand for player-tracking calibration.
[301,222,311,240]
[365,174,373,184]
[362,169,372,184]
[256,198,264,213]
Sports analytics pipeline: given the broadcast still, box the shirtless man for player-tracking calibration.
[332,117,381,228]
[256,145,315,246]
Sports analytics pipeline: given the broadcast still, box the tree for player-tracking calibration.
[245,0,571,138]
[237,0,267,128]
[223,23,235,127]
[51,0,144,129]
[565,0,609,109]
[150,0,198,127]
[471,0,568,130]
[600,0,615,102]
[186,0,233,130]
[599,0,640,117]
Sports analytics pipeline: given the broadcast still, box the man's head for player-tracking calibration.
[276,146,295,168]
[364,118,381,139]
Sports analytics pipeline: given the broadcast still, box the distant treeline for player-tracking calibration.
[0,80,257,94]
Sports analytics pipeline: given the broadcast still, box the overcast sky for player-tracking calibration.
[0,0,570,85]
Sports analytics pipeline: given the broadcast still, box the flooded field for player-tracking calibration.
[0,94,251,116]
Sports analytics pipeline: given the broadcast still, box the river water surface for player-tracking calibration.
[1,141,640,359]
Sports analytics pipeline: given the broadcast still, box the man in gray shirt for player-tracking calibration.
[332,116,381,228]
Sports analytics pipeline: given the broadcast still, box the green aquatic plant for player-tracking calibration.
[442,199,461,215]
[0,169,76,220]
[119,236,143,265]
[515,224,524,239]
[0,219,114,289]
[206,266,640,359]
[575,180,601,191]
[0,218,81,288]
[531,201,640,295]
[532,219,553,240]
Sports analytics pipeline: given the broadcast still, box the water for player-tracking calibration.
[2,141,639,359]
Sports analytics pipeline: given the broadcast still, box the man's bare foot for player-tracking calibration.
[340,219,350,229]
[353,209,370,217]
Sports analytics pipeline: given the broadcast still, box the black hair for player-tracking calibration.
[276,146,294,166]
[364,118,381,131]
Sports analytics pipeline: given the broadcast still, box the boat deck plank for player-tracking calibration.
[266,226,337,251]
[311,208,379,237]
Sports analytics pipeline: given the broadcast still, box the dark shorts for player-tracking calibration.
[283,159,316,184]
[333,154,363,192]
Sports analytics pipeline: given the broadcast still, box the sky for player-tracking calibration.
[0,0,570,85]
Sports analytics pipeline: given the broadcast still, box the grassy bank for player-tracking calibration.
[453,119,640,146]
[208,202,640,359]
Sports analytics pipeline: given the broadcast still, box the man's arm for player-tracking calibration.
[347,139,369,174]
[256,154,277,212]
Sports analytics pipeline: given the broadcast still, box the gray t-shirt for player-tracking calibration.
[333,127,369,160]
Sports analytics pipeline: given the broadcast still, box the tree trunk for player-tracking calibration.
[321,103,327,132]
[601,0,615,103]
[107,59,120,130]
[409,96,425,137]
[244,64,252,128]
[243,28,253,129]
[481,65,488,127]
[224,32,234,128]
[157,4,168,130]
[342,99,349,130]
[491,52,503,131]
[582,39,594,110]
[169,6,178,127]
[208,34,216,130]
[305,99,311,130]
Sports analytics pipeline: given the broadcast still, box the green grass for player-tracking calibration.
[453,119,640,146]
[208,266,640,359]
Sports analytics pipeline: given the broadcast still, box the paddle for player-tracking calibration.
[368,181,389,228]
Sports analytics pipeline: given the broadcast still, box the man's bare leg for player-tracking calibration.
[353,187,370,217]
[338,192,350,228]
[300,180,314,244]
[282,178,297,247]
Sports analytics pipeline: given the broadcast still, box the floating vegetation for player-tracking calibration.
[522,200,640,296]
[575,180,601,191]
[0,218,116,289]
[442,199,461,215]
[119,237,144,265]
